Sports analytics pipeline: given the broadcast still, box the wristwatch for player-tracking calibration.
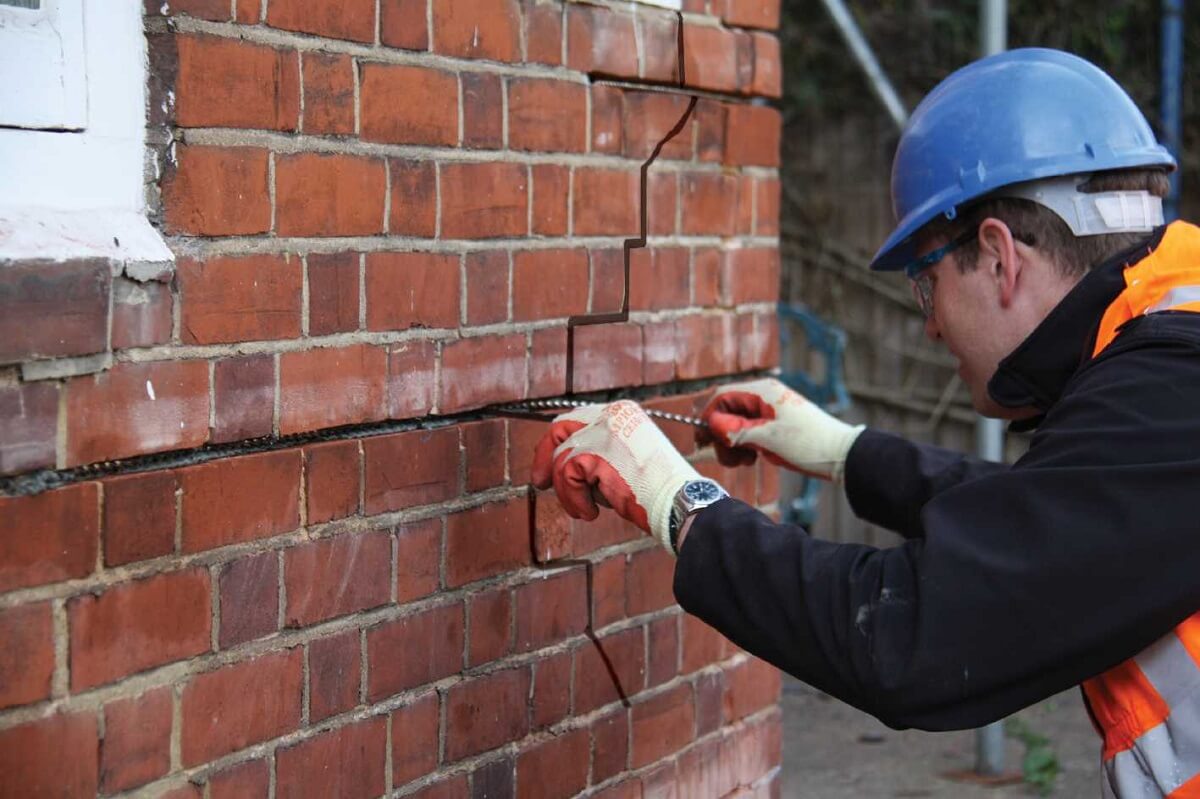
[668,478,729,554]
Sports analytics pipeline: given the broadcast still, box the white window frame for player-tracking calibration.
[635,0,683,9]
[0,0,173,265]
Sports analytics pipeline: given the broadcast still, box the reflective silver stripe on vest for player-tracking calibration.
[1101,631,1200,797]
[1144,285,1200,315]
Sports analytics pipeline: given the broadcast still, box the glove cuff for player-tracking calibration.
[647,467,700,553]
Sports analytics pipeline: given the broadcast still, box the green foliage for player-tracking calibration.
[1004,717,1060,795]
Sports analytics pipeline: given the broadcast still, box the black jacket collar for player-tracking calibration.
[987,226,1168,430]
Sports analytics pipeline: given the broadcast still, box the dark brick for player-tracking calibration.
[212,354,275,444]
[308,629,361,722]
[103,471,177,567]
[0,259,110,364]
[218,551,279,648]
[0,381,57,475]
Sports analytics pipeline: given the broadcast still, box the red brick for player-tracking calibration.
[677,736,731,798]
[366,252,460,331]
[750,32,782,97]
[391,692,439,785]
[734,30,756,94]
[567,4,637,78]
[396,519,441,602]
[737,312,769,373]
[681,173,739,236]
[0,712,98,797]
[387,340,437,420]
[592,554,627,629]
[591,85,624,154]
[218,550,279,648]
[633,683,695,767]
[724,104,782,167]
[0,485,97,591]
[588,248,625,315]
[573,168,638,236]
[623,91,694,161]
[102,471,176,567]
[234,0,258,23]
[209,759,270,798]
[462,420,506,492]
[179,254,301,344]
[592,710,630,783]
[279,344,388,434]
[445,497,531,587]
[639,9,681,83]
[733,714,783,785]
[361,63,458,145]
[463,72,504,149]
[723,248,780,305]
[180,450,301,552]
[593,780,642,799]
[529,327,567,398]
[531,164,569,236]
[308,252,360,337]
[524,0,562,65]
[507,419,545,487]
[683,615,729,673]
[175,34,299,130]
[363,428,459,514]
[150,0,228,19]
[642,320,678,385]
[509,78,587,153]
[531,649,572,729]
[100,688,172,793]
[756,177,781,236]
[285,532,390,627]
[440,162,529,239]
[182,649,302,765]
[517,727,588,799]
[694,99,727,164]
[648,615,680,687]
[276,153,386,236]
[683,24,738,93]
[366,603,464,700]
[411,775,469,799]
[388,158,437,237]
[445,667,530,761]
[0,259,109,364]
[0,602,53,709]
[693,671,725,737]
[268,0,375,42]
[304,440,360,524]
[694,248,722,306]
[573,322,643,392]
[515,568,588,652]
[627,546,677,617]
[631,248,690,311]
[302,51,355,134]
[472,757,515,798]
[575,626,645,714]
[533,489,572,563]
[572,509,643,556]
[212,353,275,443]
[0,382,56,474]
[440,334,527,413]
[648,171,678,236]
[735,174,756,235]
[722,0,781,30]
[112,277,173,350]
[675,313,738,379]
[70,569,211,690]
[723,657,781,721]
[467,587,512,667]
[277,716,386,799]
[163,145,271,235]
[465,250,510,325]
[433,0,520,62]
[381,0,429,50]
[513,248,589,321]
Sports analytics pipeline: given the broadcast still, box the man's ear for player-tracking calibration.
[977,217,1020,308]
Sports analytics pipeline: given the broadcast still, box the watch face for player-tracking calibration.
[684,480,723,503]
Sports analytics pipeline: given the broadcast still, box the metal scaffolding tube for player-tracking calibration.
[818,0,909,130]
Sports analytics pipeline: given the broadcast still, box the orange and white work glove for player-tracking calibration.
[531,400,704,552]
[698,378,864,482]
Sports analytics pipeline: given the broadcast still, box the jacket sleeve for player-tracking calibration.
[674,331,1200,731]
[842,429,1010,538]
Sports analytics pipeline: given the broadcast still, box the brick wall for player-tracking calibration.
[0,0,784,796]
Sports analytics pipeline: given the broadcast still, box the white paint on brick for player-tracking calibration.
[146,380,157,401]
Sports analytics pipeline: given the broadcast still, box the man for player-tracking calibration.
[532,49,1200,797]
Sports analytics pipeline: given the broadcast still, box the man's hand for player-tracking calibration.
[698,378,864,482]
[532,401,701,552]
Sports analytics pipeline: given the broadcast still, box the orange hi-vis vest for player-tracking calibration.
[1082,221,1200,798]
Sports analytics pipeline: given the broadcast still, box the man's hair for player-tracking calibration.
[924,168,1171,278]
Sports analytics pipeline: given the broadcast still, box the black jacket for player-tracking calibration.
[674,228,1200,730]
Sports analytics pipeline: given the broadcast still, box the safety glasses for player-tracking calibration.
[905,224,978,317]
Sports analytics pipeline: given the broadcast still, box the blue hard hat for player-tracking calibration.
[870,48,1176,272]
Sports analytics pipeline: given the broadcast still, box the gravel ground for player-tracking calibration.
[778,676,1102,798]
